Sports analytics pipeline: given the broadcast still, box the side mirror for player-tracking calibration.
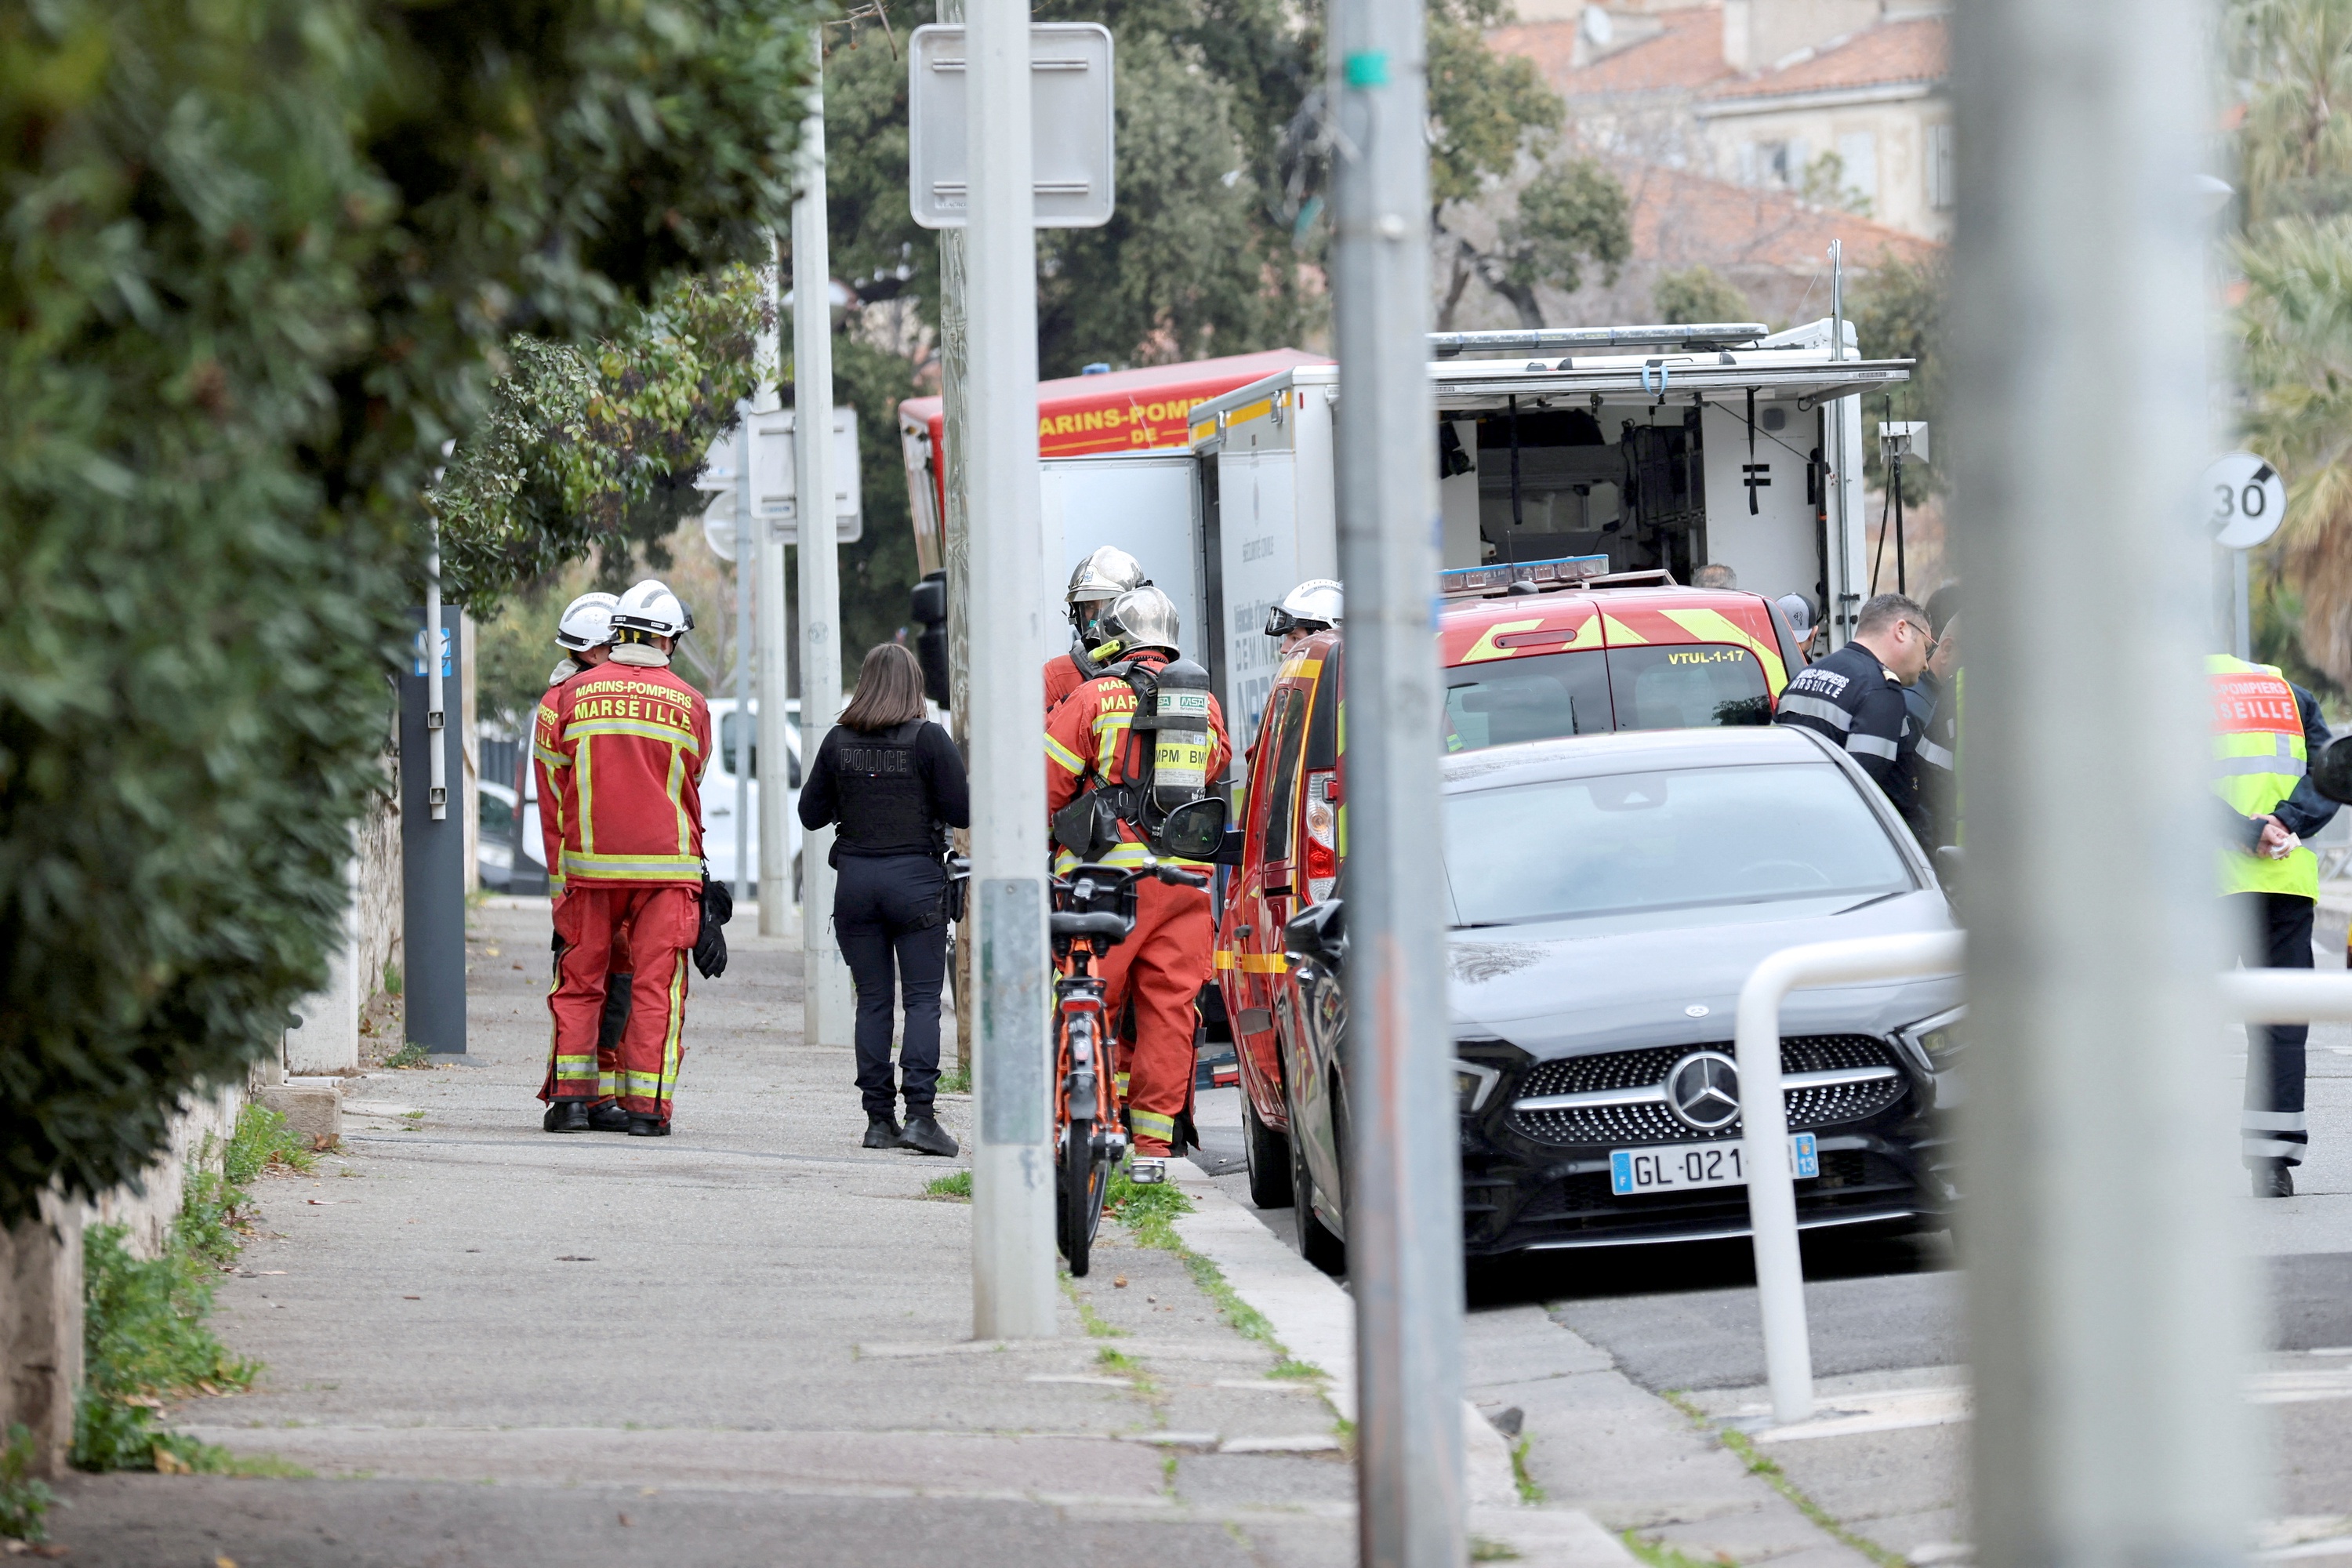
[1157,797,1228,860]
[1283,898,1347,967]
[2314,737,2352,804]
[1934,844,1962,895]
[1214,826,1247,867]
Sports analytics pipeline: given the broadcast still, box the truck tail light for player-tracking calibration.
[1303,769,1338,902]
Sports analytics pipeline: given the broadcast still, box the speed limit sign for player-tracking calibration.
[2208,451,2286,549]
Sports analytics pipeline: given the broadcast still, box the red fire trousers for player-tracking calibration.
[546,885,699,1120]
[1094,877,1210,1155]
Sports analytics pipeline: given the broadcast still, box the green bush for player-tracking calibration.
[0,0,816,1225]
[0,1425,54,1544]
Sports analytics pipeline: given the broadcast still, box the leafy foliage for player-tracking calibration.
[434,267,773,613]
[1847,254,1946,500]
[0,1426,53,1544]
[1652,266,1752,327]
[1427,0,1629,328]
[2227,0,2352,681]
[0,0,813,1223]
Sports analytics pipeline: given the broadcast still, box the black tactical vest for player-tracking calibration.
[834,720,941,854]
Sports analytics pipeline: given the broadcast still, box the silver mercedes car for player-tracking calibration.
[1274,724,1962,1265]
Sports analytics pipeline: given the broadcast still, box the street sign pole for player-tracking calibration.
[963,0,1057,1339]
[735,417,752,897]
[1328,0,1464,1563]
[1951,0,2250,1562]
[792,56,854,1047]
[754,246,793,939]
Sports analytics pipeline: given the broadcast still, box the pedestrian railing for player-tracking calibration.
[1739,939,2352,1429]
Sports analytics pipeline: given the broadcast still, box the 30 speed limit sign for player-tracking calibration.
[2209,451,2286,549]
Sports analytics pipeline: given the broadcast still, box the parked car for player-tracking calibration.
[478,779,518,891]
[1243,725,1962,1267]
[1218,575,1809,1169]
[514,697,804,900]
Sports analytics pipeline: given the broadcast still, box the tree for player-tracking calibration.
[1437,158,1633,330]
[2227,0,2352,684]
[1846,254,1947,502]
[0,0,814,1223]
[1652,267,1752,328]
[434,267,772,613]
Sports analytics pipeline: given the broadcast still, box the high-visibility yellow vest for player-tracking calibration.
[2209,653,2317,899]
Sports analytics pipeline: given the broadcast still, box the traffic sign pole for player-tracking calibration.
[1328,0,1465,1561]
[964,0,1057,1341]
[1951,0,2252,1559]
[792,56,855,1048]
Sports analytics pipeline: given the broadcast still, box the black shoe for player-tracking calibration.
[863,1114,904,1149]
[899,1115,960,1158]
[626,1113,670,1138]
[543,1101,591,1134]
[587,1102,633,1133]
[2254,1160,2295,1199]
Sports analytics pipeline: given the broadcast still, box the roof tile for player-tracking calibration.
[1705,15,1946,103]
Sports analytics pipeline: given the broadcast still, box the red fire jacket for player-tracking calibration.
[539,654,712,889]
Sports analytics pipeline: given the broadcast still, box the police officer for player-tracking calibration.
[2211,652,2338,1197]
[1045,546,1150,714]
[800,643,971,1156]
[541,579,711,1135]
[1773,591,1934,840]
[1044,586,1232,1182]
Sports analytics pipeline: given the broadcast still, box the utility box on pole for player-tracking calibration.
[400,606,467,1058]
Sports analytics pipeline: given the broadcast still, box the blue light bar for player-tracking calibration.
[1438,555,1613,597]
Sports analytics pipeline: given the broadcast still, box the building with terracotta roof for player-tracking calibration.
[1490,1,1954,244]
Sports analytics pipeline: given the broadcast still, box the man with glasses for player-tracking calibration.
[1773,591,1935,840]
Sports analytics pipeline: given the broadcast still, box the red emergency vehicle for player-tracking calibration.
[1216,561,1805,1198]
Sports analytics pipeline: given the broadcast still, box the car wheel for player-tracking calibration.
[1240,1086,1293,1209]
[1285,1076,1347,1276]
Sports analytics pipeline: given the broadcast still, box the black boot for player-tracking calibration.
[543,1100,591,1134]
[899,1114,960,1157]
[586,1101,633,1132]
[863,1113,903,1149]
[626,1113,670,1138]
[2254,1159,2295,1199]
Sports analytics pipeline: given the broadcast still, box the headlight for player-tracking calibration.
[1453,1058,1501,1113]
[1897,1005,1965,1065]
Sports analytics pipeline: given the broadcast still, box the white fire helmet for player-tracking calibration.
[555,591,619,652]
[1264,579,1342,640]
[611,579,694,641]
[1099,584,1181,655]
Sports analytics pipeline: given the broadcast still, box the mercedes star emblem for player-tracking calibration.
[1664,1050,1742,1132]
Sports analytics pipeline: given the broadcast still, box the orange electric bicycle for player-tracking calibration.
[1049,859,1208,1276]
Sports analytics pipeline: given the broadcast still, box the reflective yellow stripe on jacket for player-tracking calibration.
[2209,653,2318,899]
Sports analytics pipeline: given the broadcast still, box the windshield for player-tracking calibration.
[1443,644,1772,752]
[1443,761,1912,927]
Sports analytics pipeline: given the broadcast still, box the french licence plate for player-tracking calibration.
[1610,1134,1819,1196]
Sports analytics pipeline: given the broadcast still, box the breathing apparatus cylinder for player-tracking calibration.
[1149,656,1214,815]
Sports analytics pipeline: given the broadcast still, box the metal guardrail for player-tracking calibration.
[1737,940,2352,1429]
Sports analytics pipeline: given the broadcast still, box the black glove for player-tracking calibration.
[693,873,731,979]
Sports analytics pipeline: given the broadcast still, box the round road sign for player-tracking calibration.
[2208,451,2286,550]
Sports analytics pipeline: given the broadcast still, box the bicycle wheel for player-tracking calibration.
[1062,1116,1102,1276]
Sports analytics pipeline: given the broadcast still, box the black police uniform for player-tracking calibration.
[798,718,971,1122]
[1773,639,1929,840]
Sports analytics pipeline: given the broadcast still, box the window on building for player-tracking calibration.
[1927,123,1956,211]
[1836,132,1878,205]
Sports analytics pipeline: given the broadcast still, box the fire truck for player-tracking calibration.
[899,321,1910,755]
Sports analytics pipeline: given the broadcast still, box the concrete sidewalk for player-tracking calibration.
[45,901,1621,1566]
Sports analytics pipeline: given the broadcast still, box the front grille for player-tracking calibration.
[1507,1035,1907,1147]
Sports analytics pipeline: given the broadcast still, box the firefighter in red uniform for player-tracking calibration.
[540,579,712,1136]
[1044,585,1232,1181]
[1044,546,1149,715]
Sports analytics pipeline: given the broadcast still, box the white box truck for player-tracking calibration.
[903,321,1911,755]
